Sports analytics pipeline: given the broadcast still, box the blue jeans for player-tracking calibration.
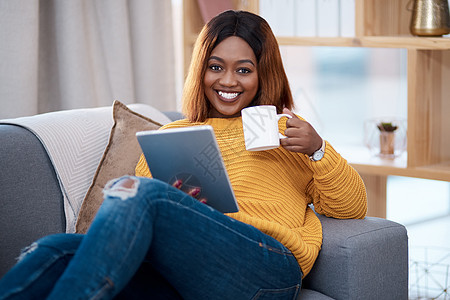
[0,177,302,299]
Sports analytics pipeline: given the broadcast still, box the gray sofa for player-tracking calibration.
[0,105,409,299]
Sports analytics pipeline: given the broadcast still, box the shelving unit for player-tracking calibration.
[276,36,450,49]
[183,0,450,218]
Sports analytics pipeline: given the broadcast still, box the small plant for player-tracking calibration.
[377,122,398,132]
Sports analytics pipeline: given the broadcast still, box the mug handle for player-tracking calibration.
[277,113,292,139]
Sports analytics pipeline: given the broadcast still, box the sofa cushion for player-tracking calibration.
[75,101,162,233]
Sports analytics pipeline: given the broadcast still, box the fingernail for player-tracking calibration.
[199,198,207,204]
[173,179,183,189]
[191,187,200,197]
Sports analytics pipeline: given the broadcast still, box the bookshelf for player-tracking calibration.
[183,0,450,218]
[276,36,450,49]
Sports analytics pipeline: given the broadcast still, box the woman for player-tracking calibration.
[0,10,366,300]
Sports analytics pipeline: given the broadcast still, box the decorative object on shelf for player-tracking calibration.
[377,122,398,156]
[364,119,407,159]
[410,0,450,37]
[196,0,232,23]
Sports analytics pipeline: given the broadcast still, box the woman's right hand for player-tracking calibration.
[172,179,207,204]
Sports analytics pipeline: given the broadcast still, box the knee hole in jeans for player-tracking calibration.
[103,177,140,201]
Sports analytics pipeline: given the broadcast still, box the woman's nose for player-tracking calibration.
[219,70,237,86]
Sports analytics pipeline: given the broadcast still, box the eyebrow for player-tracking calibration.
[208,56,255,66]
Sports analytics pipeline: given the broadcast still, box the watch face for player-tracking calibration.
[313,151,324,161]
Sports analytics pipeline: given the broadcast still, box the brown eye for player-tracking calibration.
[237,68,251,74]
[209,65,222,71]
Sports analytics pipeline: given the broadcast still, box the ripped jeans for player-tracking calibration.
[0,177,302,300]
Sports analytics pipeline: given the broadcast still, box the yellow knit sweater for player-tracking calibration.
[135,116,367,277]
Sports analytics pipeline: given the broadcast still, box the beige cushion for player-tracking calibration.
[75,100,162,233]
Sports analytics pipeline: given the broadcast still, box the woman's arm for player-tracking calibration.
[304,143,367,219]
[280,108,367,219]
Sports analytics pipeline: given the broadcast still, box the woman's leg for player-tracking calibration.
[114,262,182,300]
[47,177,302,299]
[136,181,304,299]
[0,235,182,300]
[0,234,82,300]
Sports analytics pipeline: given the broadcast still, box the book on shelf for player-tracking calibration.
[295,0,317,37]
[317,0,340,37]
[259,0,355,38]
[259,0,295,36]
[340,0,355,37]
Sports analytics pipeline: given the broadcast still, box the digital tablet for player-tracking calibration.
[136,125,239,213]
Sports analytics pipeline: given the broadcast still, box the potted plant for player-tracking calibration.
[377,122,398,156]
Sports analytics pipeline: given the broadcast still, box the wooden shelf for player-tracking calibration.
[415,162,450,181]
[353,164,450,182]
[338,146,450,181]
[354,163,450,182]
[277,36,450,50]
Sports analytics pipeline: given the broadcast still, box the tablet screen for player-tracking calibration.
[136,125,239,213]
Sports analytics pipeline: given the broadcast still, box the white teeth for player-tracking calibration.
[218,91,239,99]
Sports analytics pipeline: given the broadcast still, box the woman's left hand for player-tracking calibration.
[280,108,323,156]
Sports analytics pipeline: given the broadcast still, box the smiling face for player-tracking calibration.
[204,36,259,118]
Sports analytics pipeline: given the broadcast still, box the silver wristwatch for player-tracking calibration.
[309,139,325,162]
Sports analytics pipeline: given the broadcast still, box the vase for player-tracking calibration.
[379,131,395,157]
[410,0,450,36]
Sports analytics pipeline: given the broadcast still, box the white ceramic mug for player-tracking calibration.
[241,105,292,151]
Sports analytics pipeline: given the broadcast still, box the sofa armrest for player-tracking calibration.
[0,125,65,278]
[302,213,408,300]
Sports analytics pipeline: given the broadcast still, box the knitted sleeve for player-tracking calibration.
[305,141,367,219]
